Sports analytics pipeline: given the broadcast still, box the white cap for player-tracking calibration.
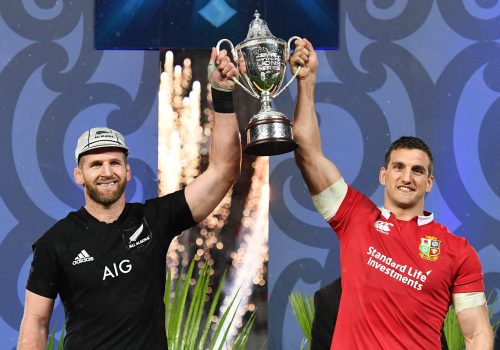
[75,127,128,164]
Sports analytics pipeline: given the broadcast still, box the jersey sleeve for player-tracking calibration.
[327,185,377,240]
[311,178,348,221]
[146,189,196,240]
[451,238,484,294]
[26,238,60,299]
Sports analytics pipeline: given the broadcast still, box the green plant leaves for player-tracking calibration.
[44,321,65,350]
[444,306,465,350]
[232,311,256,350]
[166,260,256,350]
[289,291,315,350]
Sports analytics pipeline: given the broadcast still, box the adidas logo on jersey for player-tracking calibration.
[374,220,394,235]
[72,249,94,265]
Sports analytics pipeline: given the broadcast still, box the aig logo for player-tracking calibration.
[103,259,132,280]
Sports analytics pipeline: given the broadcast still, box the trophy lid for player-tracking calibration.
[244,10,276,41]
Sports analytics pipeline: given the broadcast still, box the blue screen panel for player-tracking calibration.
[95,0,339,49]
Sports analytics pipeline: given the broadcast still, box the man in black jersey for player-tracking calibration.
[17,48,241,350]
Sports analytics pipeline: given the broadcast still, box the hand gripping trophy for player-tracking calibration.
[216,11,302,156]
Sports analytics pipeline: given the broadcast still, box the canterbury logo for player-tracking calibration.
[374,221,394,235]
[72,249,94,265]
[129,224,144,242]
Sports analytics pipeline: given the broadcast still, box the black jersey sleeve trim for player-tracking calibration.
[26,239,60,299]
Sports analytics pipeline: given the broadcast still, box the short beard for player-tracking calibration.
[85,178,126,207]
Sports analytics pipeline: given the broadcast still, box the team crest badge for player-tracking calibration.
[419,235,441,261]
[122,218,152,251]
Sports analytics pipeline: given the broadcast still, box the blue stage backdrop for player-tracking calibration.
[0,2,158,348]
[268,1,500,349]
[1,1,500,350]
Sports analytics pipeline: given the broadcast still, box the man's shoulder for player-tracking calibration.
[425,220,471,247]
[425,219,450,232]
[141,190,187,209]
[332,185,379,217]
[345,185,376,207]
[36,209,86,244]
[120,191,187,222]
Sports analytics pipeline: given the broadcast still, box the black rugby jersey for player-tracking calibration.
[27,190,196,350]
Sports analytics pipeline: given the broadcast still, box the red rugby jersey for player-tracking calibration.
[329,186,484,349]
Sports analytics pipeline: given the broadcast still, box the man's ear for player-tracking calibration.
[74,167,84,185]
[426,174,434,193]
[126,163,131,182]
[379,167,386,186]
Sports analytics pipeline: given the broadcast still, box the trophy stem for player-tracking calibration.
[259,91,273,113]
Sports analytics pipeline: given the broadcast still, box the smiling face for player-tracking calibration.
[379,148,434,218]
[74,148,131,207]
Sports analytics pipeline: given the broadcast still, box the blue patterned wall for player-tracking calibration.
[269,1,500,349]
[1,1,499,349]
[0,2,158,348]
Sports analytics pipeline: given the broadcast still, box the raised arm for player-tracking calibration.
[185,48,241,222]
[291,39,342,195]
[17,290,55,350]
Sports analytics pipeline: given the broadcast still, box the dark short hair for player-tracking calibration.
[384,136,434,175]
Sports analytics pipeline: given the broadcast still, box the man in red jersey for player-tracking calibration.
[289,38,493,350]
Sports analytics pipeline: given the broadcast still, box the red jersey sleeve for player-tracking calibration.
[452,238,484,294]
[328,186,378,240]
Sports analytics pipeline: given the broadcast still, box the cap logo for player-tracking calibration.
[95,133,117,139]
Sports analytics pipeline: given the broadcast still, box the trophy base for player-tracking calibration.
[244,116,298,156]
[244,138,298,156]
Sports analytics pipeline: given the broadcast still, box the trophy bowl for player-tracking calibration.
[216,11,301,156]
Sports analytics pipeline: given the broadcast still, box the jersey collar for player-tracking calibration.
[379,207,434,226]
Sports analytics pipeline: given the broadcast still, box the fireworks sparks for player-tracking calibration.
[216,156,269,344]
[158,50,267,342]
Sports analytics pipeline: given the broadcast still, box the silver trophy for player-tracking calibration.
[216,10,301,156]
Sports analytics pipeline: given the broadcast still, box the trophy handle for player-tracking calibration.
[273,36,302,99]
[215,39,260,99]
[216,39,238,62]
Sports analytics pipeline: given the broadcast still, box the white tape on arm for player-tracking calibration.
[311,178,348,221]
[452,292,487,313]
